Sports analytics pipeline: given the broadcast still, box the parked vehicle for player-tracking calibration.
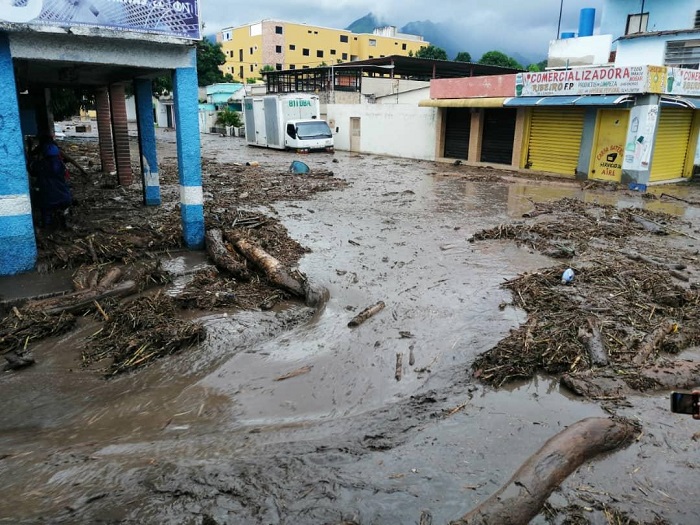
[243,94,334,152]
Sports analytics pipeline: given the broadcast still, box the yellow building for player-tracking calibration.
[217,20,428,83]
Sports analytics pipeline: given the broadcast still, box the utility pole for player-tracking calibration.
[557,0,564,39]
[639,0,646,33]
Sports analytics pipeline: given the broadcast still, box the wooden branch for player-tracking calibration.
[43,281,137,315]
[450,417,637,525]
[577,317,608,366]
[395,352,403,381]
[631,215,666,235]
[348,301,386,327]
[231,235,305,297]
[97,267,122,289]
[633,319,676,365]
[205,229,250,280]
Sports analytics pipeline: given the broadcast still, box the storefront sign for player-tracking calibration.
[0,0,200,40]
[516,65,700,98]
[516,66,659,97]
[667,68,700,97]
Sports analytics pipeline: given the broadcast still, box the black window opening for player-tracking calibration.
[239,49,243,61]
[317,50,324,58]
[290,65,296,70]
[480,109,517,165]
[275,25,283,34]
[276,45,282,53]
[402,43,407,50]
[340,35,348,43]
[330,49,336,55]
[443,108,471,160]
[625,12,648,35]
[695,10,700,29]
[276,63,283,71]
[342,53,348,60]
[290,44,296,50]
[303,48,310,56]
[249,47,254,54]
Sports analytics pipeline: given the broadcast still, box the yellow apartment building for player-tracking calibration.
[217,20,427,82]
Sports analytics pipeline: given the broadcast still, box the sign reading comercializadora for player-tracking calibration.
[0,0,200,40]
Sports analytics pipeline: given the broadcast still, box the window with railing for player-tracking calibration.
[666,40,700,69]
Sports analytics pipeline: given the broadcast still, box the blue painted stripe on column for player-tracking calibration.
[173,53,205,249]
[0,33,37,275]
[135,78,161,206]
[0,214,37,274]
[181,204,204,249]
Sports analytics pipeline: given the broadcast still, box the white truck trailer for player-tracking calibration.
[243,94,334,152]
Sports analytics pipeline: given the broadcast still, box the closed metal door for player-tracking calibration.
[527,108,585,176]
[443,108,471,160]
[350,117,361,152]
[650,109,693,182]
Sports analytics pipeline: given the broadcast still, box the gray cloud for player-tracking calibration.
[201,0,606,62]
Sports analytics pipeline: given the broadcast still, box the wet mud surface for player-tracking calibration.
[1,131,700,524]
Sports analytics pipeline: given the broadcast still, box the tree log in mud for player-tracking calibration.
[229,235,306,298]
[348,301,386,327]
[451,417,637,525]
[205,229,250,280]
[562,360,700,398]
[633,319,676,365]
[577,317,608,366]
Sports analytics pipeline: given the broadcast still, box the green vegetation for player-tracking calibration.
[216,109,243,128]
[478,50,524,70]
[454,51,472,62]
[415,45,448,60]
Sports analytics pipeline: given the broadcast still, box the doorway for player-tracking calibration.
[350,117,360,152]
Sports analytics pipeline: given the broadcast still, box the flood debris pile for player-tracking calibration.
[471,198,700,398]
[82,293,205,376]
[469,198,681,258]
[1,138,343,375]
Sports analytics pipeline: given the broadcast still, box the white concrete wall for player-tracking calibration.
[375,87,430,105]
[614,38,666,66]
[125,95,137,122]
[327,104,437,160]
[362,77,430,98]
[548,35,613,68]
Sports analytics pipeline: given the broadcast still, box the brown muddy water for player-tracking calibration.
[1,132,699,524]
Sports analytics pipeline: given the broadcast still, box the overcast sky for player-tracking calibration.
[201,0,606,62]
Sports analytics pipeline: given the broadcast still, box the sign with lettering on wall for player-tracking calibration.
[0,0,200,40]
[516,65,700,98]
[668,68,700,97]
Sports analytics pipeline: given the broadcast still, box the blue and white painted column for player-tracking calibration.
[173,49,204,249]
[134,78,161,206]
[0,33,37,275]
[621,95,661,186]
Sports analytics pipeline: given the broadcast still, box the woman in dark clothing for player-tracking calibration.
[33,142,73,227]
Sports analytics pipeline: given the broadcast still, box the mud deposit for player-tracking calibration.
[1,131,700,524]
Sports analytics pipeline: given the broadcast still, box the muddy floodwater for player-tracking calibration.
[1,132,700,524]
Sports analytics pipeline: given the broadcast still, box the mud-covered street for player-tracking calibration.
[1,130,700,525]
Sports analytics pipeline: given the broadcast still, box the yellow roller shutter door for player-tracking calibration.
[650,109,693,182]
[527,108,585,176]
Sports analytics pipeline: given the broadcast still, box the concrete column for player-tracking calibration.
[109,83,133,186]
[621,95,660,186]
[134,78,161,206]
[0,33,37,275]
[512,108,527,168]
[95,87,116,174]
[468,110,483,162]
[173,50,205,249]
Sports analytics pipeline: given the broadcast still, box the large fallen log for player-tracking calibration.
[348,301,386,327]
[633,319,676,365]
[563,360,700,398]
[450,417,637,525]
[205,229,250,280]
[43,280,137,315]
[577,317,608,367]
[229,235,306,298]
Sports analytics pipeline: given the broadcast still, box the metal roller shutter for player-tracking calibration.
[527,108,585,176]
[444,108,471,160]
[481,109,517,164]
[650,109,693,182]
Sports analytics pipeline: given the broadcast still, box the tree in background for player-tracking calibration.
[196,39,228,86]
[454,51,472,62]
[415,45,448,60]
[478,50,524,70]
[259,65,275,76]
